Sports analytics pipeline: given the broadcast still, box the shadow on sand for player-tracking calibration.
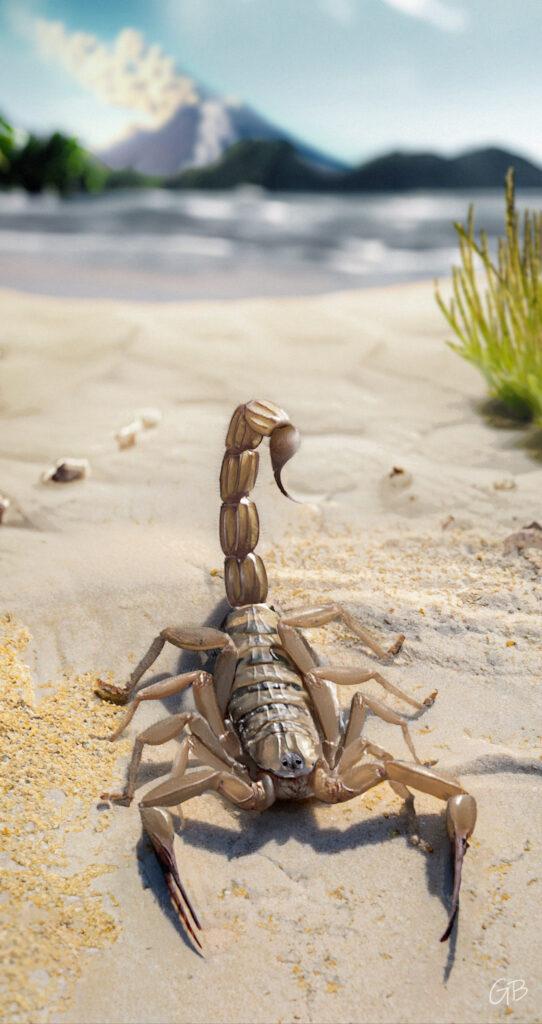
[127,754,542,975]
[99,591,542,975]
[476,397,542,464]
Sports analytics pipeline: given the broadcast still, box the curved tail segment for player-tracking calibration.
[220,399,299,607]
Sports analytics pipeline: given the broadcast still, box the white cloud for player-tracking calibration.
[320,0,467,31]
[381,0,465,31]
[31,20,198,126]
[319,0,357,24]
[379,0,467,32]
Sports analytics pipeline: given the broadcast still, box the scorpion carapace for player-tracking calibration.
[99,399,477,950]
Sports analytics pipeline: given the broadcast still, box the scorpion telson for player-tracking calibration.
[98,399,477,950]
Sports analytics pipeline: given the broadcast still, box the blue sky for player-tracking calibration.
[1,0,542,164]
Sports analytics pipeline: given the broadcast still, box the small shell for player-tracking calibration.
[493,478,517,491]
[41,458,90,484]
[137,407,162,429]
[0,495,11,523]
[504,521,542,553]
[387,466,413,490]
[115,419,143,450]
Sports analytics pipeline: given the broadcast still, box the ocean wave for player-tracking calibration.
[0,228,234,264]
[1,187,541,296]
[328,238,460,277]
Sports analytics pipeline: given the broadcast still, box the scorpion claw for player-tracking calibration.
[140,805,203,951]
[440,793,477,942]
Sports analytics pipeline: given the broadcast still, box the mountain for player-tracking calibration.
[344,147,542,190]
[166,142,542,193]
[98,97,344,177]
[168,140,337,191]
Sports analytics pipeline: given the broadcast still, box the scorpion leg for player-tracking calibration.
[278,622,421,766]
[102,712,195,804]
[336,736,420,827]
[102,709,240,804]
[213,642,238,715]
[106,670,211,741]
[193,671,242,759]
[335,698,422,837]
[303,674,341,766]
[138,765,242,951]
[140,766,273,811]
[96,635,165,704]
[277,621,317,675]
[96,626,235,705]
[315,758,476,941]
[383,762,477,941]
[140,768,275,951]
[307,667,424,765]
[309,663,434,711]
[277,621,341,764]
[280,603,404,660]
[105,657,240,753]
[336,718,390,775]
[279,617,434,713]
[339,691,414,801]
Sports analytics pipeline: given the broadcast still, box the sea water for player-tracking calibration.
[1,186,541,300]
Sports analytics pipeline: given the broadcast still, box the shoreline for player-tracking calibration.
[0,255,447,302]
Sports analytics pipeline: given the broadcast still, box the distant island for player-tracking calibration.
[168,139,542,192]
[2,116,542,196]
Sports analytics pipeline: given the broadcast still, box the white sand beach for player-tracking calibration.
[1,280,541,1024]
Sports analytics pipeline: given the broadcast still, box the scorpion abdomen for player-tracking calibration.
[223,604,322,781]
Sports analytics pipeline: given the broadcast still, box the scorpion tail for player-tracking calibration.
[220,399,299,607]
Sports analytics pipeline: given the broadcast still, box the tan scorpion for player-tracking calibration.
[99,399,477,949]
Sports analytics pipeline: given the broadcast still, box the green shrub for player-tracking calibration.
[436,168,542,424]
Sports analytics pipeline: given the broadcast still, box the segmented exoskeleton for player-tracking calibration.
[99,399,476,949]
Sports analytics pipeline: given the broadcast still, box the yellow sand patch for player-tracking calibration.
[0,616,128,1023]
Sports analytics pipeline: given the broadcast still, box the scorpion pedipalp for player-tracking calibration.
[139,805,203,951]
[440,793,477,942]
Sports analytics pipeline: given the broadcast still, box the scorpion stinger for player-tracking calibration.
[269,420,300,499]
[98,399,477,951]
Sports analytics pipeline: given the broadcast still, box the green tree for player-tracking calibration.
[7,132,108,195]
[0,116,15,173]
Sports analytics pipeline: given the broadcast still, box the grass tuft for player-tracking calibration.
[436,168,542,424]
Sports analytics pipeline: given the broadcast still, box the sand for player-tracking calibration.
[0,280,540,1024]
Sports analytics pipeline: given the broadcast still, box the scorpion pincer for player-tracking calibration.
[98,399,477,949]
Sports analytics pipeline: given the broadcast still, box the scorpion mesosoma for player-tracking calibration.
[99,399,476,949]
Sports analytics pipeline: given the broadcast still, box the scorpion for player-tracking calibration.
[99,399,477,949]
